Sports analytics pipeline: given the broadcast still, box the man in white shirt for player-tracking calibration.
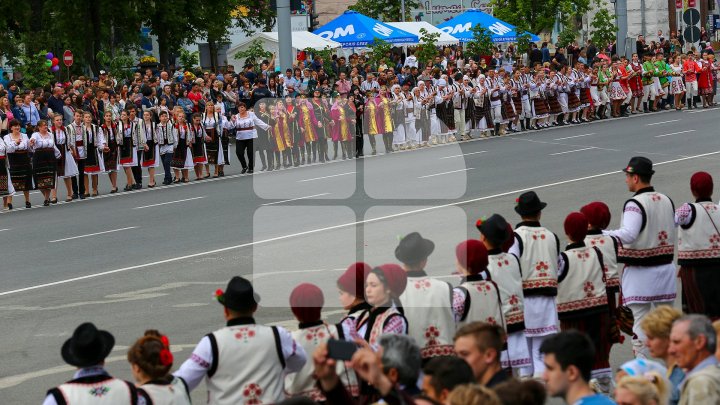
[404,51,418,68]
[174,276,306,404]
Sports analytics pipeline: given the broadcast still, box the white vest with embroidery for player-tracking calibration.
[207,325,285,405]
[678,202,720,265]
[458,279,505,329]
[139,377,191,405]
[56,377,134,404]
[584,233,620,289]
[557,245,608,316]
[618,191,676,266]
[486,252,525,332]
[361,306,405,347]
[399,276,456,358]
[514,226,559,296]
[285,323,358,400]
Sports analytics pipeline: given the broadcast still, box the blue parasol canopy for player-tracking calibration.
[313,10,419,48]
[437,9,541,43]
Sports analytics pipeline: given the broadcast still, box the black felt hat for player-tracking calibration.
[477,214,511,247]
[216,276,260,311]
[395,232,435,264]
[514,191,548,216]
[61,323,115,368]
[622,156,655,176]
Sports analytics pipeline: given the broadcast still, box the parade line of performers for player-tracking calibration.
[43,158,720,404]
[1,50,718,210]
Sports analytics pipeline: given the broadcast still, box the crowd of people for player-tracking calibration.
[1,38,718,211]
[42,156,720,404]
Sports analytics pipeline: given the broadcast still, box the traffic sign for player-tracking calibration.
[63,50,73,67]
[688,0,695,7]
[675,0,682,8]
[683,8,700,25]
[684,26,701,43]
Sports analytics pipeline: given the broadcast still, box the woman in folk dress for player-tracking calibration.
[670,56,686,110]
[3,119,32,208]
[170,111,193,183]
[139,110,159,187]
[118,110,139,191]
[29,120,59,206]
[51,113,79,202]
[0,133,16,210]
[100,111,119,193]
[188,113,208,180]
[81,111,106,197]
[202,102,229,178]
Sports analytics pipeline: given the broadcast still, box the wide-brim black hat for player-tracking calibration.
[514,191,548,216]
[61,323,115,368]
[622,156,655,175]
[216,276,260,311]
[477,214,511,246]
[395,232,435,264]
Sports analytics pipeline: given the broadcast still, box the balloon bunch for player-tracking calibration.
[46,52,60,72]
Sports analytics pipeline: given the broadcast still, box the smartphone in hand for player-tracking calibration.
[327,339,358,361]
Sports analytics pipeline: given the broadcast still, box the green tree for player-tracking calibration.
[18,50,55,89]
[514,21,533,57]
[348,0,420,21]
[366,39,392,70]
[178,49,200,70]
[415,28,440,69]
[144,0,197,67]
[590,7,617,51]
[96,51,134,81]
[489,0,591,34]
[233,39,273,69]
[556,21,578,48]
[465,25,494,58]
[0,1,30,65]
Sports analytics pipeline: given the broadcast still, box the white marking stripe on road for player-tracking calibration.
[553,133,596,141]
[418,168,474,178]
[647,119,681,126]
[133,196,206,209]
[298,172,356,182]
[687,107,719,114]
[48,227,138,243]
[260,193,331,206]
[440,151,487,159]
[4,150,720,297]
[0,228,9,232]
[549,147,596,156]
[655,130,696,138]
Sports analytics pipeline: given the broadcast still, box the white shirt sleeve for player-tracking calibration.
[253,113,270,131]
[509,236,521,258]
[42,394,58,405]
[604,201,643,245]
[173,335,212,392]
[276,326,307,373]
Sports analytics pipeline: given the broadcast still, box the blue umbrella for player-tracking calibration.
[437,9,540,43]
[313,10,418,48]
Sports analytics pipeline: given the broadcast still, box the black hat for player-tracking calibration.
[216,276,260,311]
[395,232,435,264]
[514,191,547,216]
[622,156,655,175]
[61,323,115,368]
[477,214,510,247]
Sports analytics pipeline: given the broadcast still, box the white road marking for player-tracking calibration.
[647,119,681,126]
[172,303,210,308]
[439,151,487,159]
[48,226,138,243]
[260,193,331,206]
[0,228,9,232]
[549,147,597,156]
[553,133,596,140]
[418,168,474,178]
[132,196,206,209]
[686,107,719,114]
[655,130,696,138]
[4,150,720,297]
[298,172,356,182]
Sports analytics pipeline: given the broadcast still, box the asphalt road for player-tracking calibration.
[1,106,719,403]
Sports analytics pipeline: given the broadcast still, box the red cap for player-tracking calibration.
[373,264,408,296]
[456,240,489,275]
[564,212,589,242]
[690,171,713,199]
[289,283,324,323]
[580,201,612,230]
[337,262,372,298]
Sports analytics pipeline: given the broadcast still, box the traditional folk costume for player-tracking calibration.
[467,78,493,137]
[376,93,395,152]
[329,100,353,160]
[567,69,582,114]
[189,123,208,165]
[155,121,175,184]
[675,172,720,321]
[500,77,517,129]
[556,72,570,116]
[530,77,549,128]
[545,76,563,119]
[509,192,560,377]
[488,76,507,135]
[52,126,80,180]
[174,277,307,405]
[270,108,293,168]
[577,70,592,111]
[697,58,714,96]
[581,202,622,309]
[99,123,118,174]
[605,157,677,359]
[558,213,613,390]
[0,137,15,198]
[391,87,407,149]
[416,83,434,145]
[118,121,141,169]
[628,61,645,98]
[254,109,273,170]
[609,68,628,101]
[311,97,330,162]
[29,132,59,190]
[452,78,470,139]
[354,265,409,349]
[642,58,658,107]
[137,377,191,405]
[669,64,686,95]
[403,89,419,147]
[231,112,270,172]
[434,79,454,143]
[170,123,194,170]
[296,100,319,162]
[202,112,229,167]
[139,120,160,169]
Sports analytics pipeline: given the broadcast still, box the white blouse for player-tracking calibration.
[30,132,62,158]
[3,134,30,153]
[231,112,270,140]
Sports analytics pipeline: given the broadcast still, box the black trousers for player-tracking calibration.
[236,138,254,170]
[160,153,173,182]
[132,151,142,184]
[355,119,364,156]
[72,159,85,195]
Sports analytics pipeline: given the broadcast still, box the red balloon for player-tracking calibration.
[52,57,59,66]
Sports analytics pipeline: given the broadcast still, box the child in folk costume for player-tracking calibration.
[127,331,191,405]
[509,191,560,378]
[597,61,612,118]
[189,113,208,180]
[509,71,526,132]
[29,120,59,206]
[284,283,359,400]
[202,102,230,177]
[139,110,160,187]
[296,95,319,163]
[51,113,79,203]
[555,67,571,125]
[697,51,715,108]
[557,212,614,394]
[609,58,629,118]
[100,111,119,193]
[169,112,193,183]
[271,101,293,169]
[118,110,142,191]
[155,110,175,185]
[477,214,532,377]
[682,52,701,109]
[81,111,106,197]
[486,71,507,136]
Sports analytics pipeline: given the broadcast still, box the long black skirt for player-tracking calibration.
[32,148,57,190]
[8,151,33,191]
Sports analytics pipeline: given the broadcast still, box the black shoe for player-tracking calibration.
[72,193,78,199]
[51,198,58,204]
[218,172,225,177]
[241,168,248,174]
[26,201,32,208]
[124,185,133,192]
[110,188,118,194]
[79,194,86,200]
[247,169,254,174]
[43,200,50,206]
[7,203,12,210]
[134,184,142,190]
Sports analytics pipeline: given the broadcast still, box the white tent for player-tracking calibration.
[227,31,341,68]
[387,22,459,46]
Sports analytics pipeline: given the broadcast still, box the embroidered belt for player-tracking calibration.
[75,141,83,147]
[238,126,254,131]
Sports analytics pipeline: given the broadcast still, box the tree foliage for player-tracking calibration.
[415,28,441,68]
[590,7,617,51]
[556,22,578,48]
[18,51,55,89]
[178,49,200,70]
[96,51,134,81]
[349,0,421,22]
[0,1,30,65]
[366,39,392,70]
[489,0,591,34]
[465,25,494,58]
[514,21,533,56]
[234,39,273,68]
